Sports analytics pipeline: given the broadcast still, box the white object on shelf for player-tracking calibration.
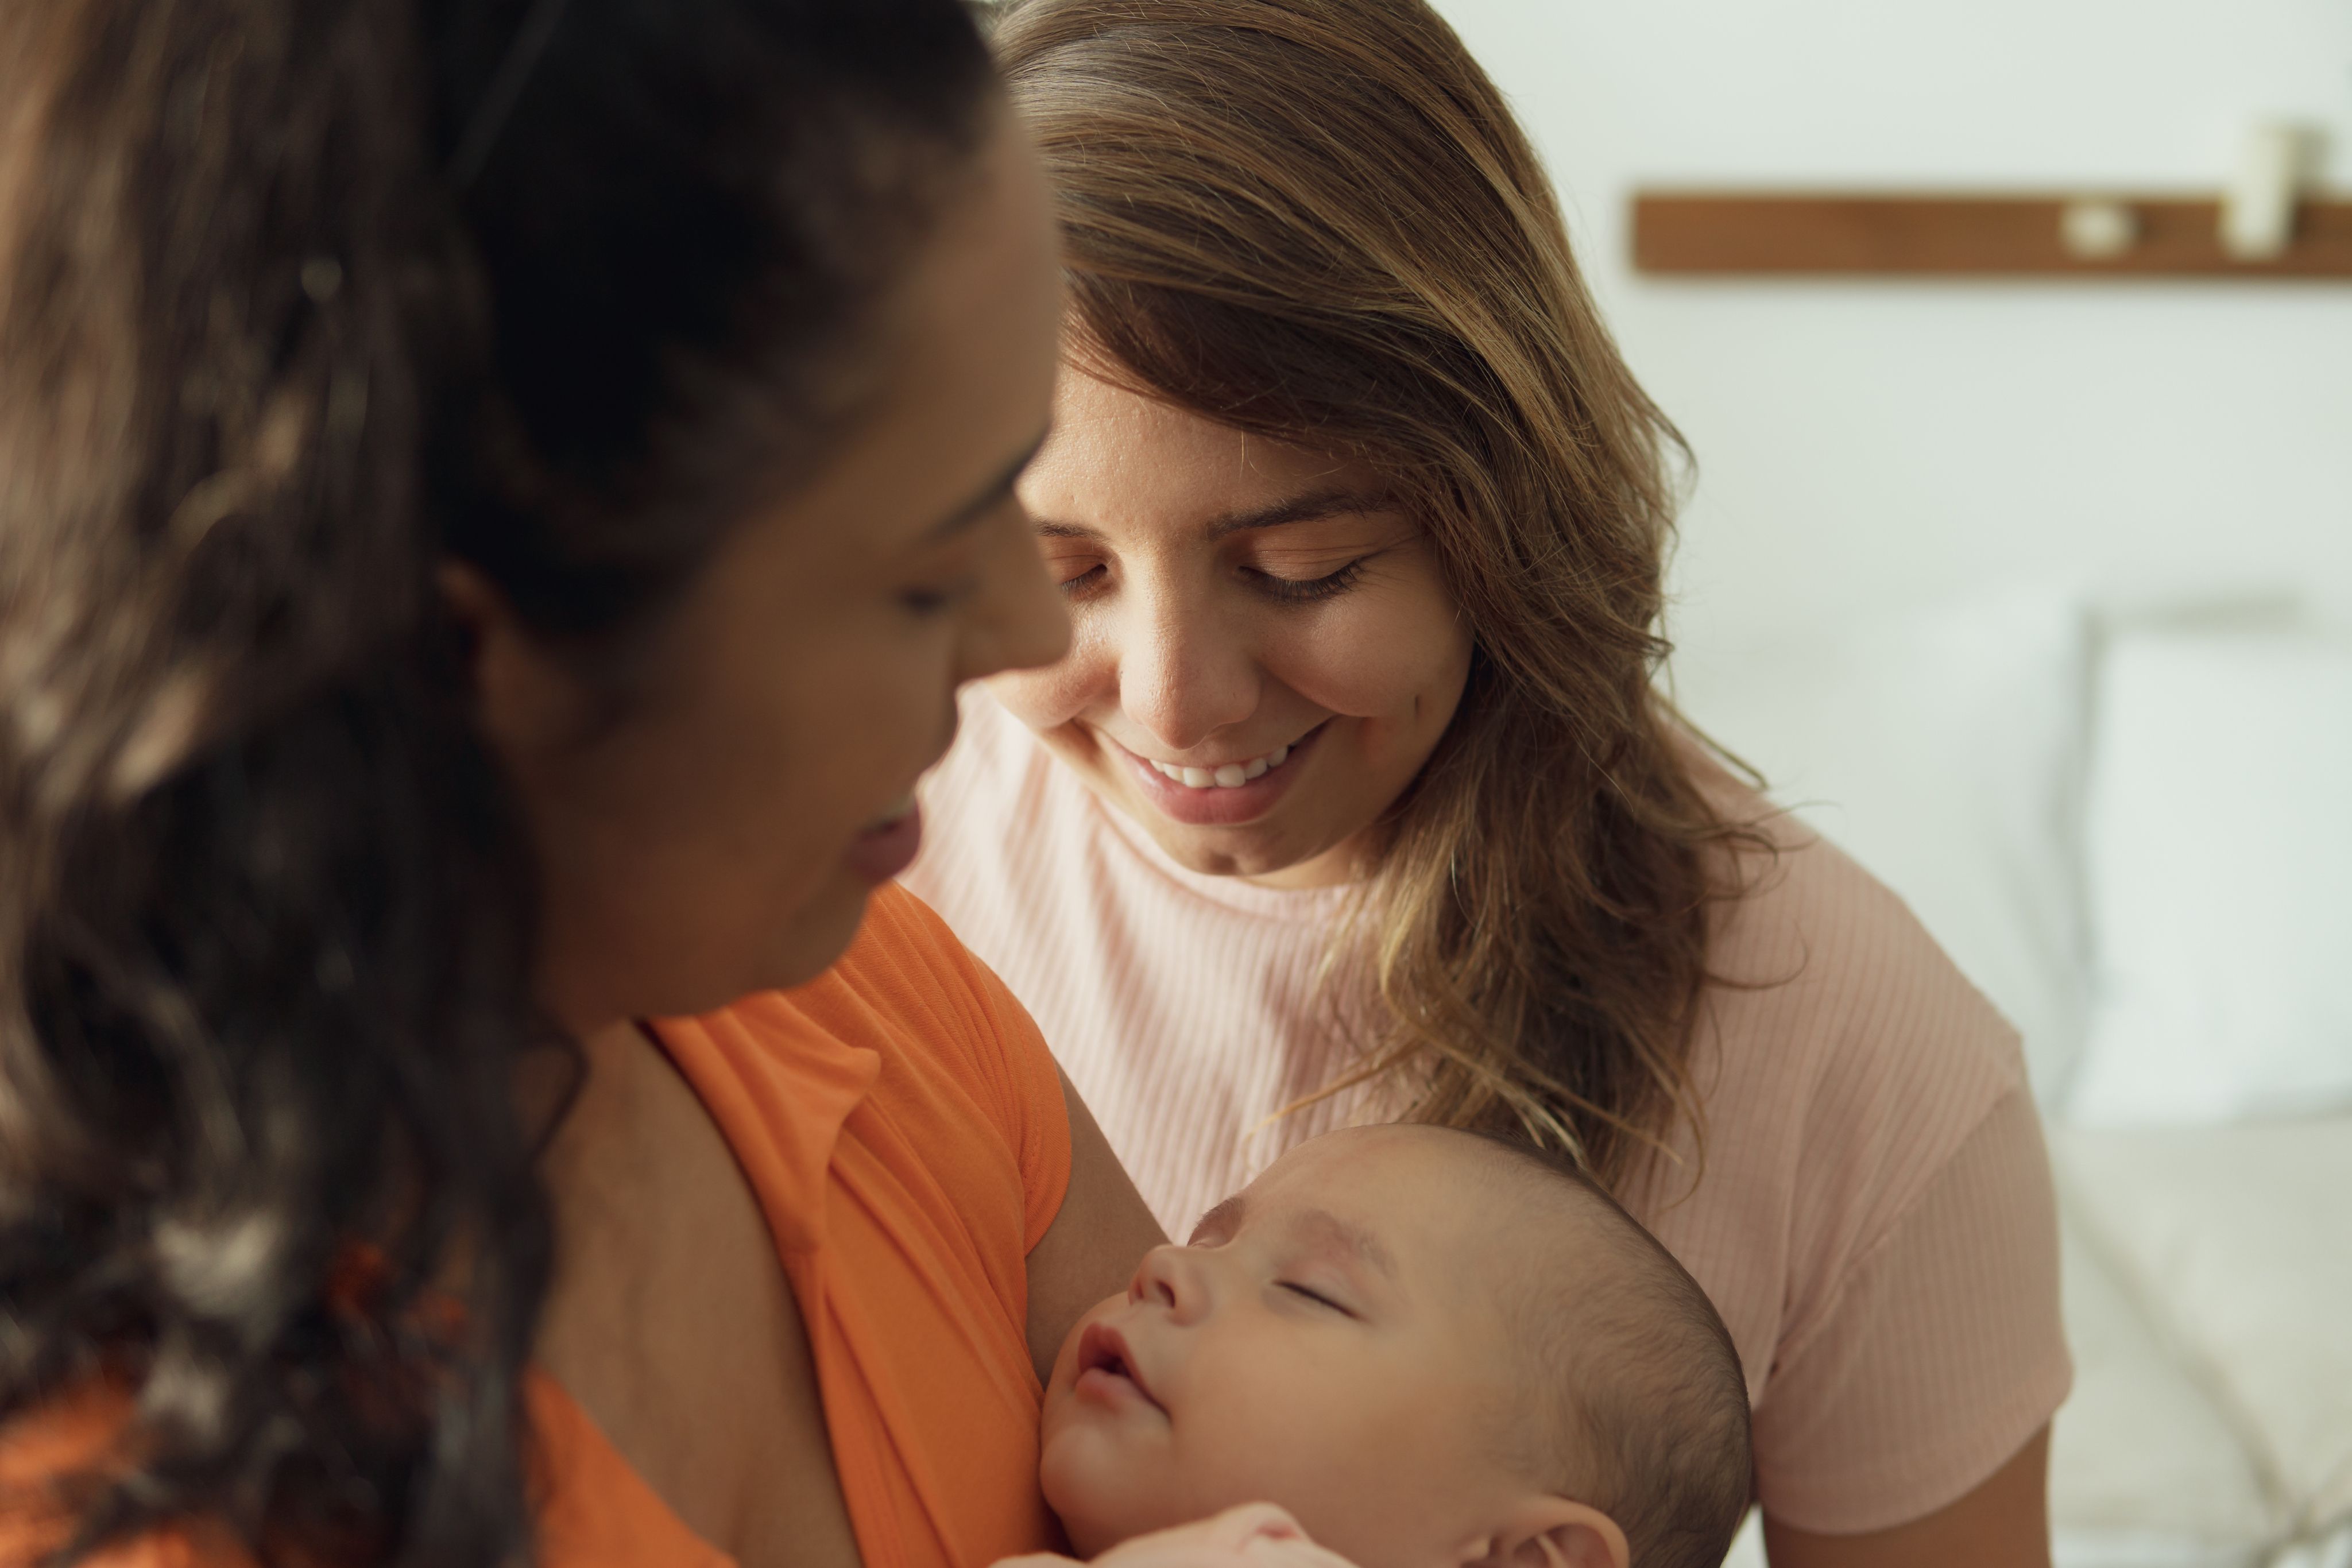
[2062,199,2141,260]
[2219,122,2318,262]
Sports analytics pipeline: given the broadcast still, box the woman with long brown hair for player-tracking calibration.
[0,1,1173,1563]
[906,1,2070,1562]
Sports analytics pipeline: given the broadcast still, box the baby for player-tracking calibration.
[1038,1125,1751,1568]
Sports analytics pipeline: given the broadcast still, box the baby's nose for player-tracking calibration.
[1129,1242,1197,1317]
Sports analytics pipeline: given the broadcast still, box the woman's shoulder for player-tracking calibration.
[800,882,1055,1089]
[683,882,1026,1062]
[1680,758,2030,1223]
[648,899,1069,1563]
[665,884,1072,1252]
[1639,760,2065,1461]
[1697,757,2023,1080]
[826,880,1009,1002]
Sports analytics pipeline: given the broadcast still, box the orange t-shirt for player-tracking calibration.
[1,885,1074,1568]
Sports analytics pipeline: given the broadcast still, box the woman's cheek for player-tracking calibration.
[1266,588,1469,722]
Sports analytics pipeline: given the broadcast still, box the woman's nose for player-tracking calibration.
[1129,1242,1210,1323]
[1113,584,1259,753]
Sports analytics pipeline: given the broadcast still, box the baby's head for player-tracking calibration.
[1040,1126,1750,1568]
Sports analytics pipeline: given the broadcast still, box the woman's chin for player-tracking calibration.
[765,878,883,991]
[1135,816,1359,888]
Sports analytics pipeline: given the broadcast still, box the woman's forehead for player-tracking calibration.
[1029,369,1379,519]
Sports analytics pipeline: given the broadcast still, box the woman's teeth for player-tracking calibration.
[1150,742,1293,791]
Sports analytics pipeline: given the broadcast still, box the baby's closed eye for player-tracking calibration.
[1276,1281,1351,1314]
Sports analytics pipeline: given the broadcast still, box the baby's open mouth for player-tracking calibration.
[1074,1321,1163,1412]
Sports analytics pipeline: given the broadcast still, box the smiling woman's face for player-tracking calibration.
[473,113,1069,1032]
[995,370,1473,888]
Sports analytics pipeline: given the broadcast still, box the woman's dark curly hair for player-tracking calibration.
[0,0,995,1562]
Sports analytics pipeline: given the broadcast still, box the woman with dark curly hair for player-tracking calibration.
[0,1,1167,1564]
[907,2,2072,1563]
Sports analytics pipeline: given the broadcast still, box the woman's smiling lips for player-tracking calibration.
[1111,723,1325,827]
[1072,1320,1165,1414]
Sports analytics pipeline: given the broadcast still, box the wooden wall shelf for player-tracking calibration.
[1632,191,2352,279]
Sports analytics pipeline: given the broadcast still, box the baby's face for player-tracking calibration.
[1039,1126,1531,1568]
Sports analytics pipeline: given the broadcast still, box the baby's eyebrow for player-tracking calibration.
[1188,1195,1398,1284]
[1293,1206,1398,1282]
[1188,1196,1245,1245]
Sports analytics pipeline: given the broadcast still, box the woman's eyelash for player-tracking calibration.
[900,576,978,615]
[1057,557,1371,603]
[1250,559,1365,604]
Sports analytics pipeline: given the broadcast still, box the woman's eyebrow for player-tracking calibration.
[1031,486,1396,544]
[925,426,1052,543]
[1204,487,1395,540]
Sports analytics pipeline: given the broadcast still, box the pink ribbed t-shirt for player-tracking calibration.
[904,689,2071,1535]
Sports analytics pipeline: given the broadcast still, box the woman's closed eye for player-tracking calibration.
[1055,561,1108,597]
[1247,557,1367,605]
[899,575,981,616]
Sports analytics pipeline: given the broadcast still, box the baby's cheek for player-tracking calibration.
[1149,1388,1333,1529]
[1162,1383,1425,1565]
[1039,1413,1190,1558]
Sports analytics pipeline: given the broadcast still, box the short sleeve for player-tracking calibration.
[1750,1088,2075,1532]
[866,885,1074,1252]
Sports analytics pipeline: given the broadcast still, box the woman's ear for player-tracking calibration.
[437,559,587,765]
[1461,1497,1630,1568]
[437,560,504,684]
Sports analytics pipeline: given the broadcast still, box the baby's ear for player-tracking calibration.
[1462,1497,1628,1568]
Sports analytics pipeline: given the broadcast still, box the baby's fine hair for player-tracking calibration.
[1464,1132,1753,1568]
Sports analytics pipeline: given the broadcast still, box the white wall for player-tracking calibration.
[1430,0,2352,650]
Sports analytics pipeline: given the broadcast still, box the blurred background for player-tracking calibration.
[1438,0,2352,643]
[1424,1,2352,1564]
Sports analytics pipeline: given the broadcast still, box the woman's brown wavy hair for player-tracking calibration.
[992,0,1766,1190]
